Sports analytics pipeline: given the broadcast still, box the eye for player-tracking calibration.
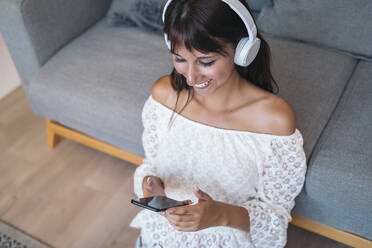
[200,60,216,67]
[175,57,185,63]
[174,57,216,67]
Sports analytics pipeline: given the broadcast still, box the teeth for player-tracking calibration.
[195,79,212,88]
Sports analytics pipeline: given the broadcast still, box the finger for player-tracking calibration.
[193,186,212,200]
[169,220,196,231]
[166,206,193,215]
[175,226,198,232]
[146,177,161,187]
[147,177,152,184]
[182,200,193,205]
[147,177,153,185]
[171,222,199,232]
[166,213,195,224]
[166,216,197,228]
[144,177,153,190]
[144,178,166,196]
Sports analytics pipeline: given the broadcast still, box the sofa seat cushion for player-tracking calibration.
[305,61,372,224]
[28,20,173,156]
[293,190,372,240]
[264,35,357,159]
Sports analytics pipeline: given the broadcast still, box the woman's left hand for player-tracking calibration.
[161,187,225,232]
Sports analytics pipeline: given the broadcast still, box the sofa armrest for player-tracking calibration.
[0,0,112,91]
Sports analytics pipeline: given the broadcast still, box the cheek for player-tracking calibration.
[173,62,186,75]
[207,61,234,80]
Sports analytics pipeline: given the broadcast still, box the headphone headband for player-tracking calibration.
[162,0,261,67]
[162,0,257,42]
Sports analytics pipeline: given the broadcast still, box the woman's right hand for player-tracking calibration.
[142,176,166,198]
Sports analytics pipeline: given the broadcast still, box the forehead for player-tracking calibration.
[173,42,234,58]
[174,47,213,58]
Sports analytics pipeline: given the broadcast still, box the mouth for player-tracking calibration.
[194,79,213,89]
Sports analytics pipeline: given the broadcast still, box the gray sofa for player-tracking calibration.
[1,0,371,246]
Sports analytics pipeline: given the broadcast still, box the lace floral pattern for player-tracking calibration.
[243,133,307,247]
[133,97,164,198]
[130,96,307,248]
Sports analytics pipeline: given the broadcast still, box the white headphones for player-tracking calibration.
[162,0,261,67]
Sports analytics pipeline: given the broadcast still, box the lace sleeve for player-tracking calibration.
[133,96,163,198]
[243,131,307,248]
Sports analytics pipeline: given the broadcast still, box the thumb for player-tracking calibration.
[193,186,212,201]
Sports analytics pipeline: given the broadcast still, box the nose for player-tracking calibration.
[185,64,200,85]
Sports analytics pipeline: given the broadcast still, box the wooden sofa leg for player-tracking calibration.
[46,119,61,148]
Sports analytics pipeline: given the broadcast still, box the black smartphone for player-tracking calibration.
[131,195,187,212]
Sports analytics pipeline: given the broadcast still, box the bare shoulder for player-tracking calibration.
[260,94,296,136]
[151,75,188,110]
[242,93,296,136]
[151,75,175,108]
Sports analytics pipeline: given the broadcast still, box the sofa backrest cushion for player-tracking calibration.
[256,0,372,61]
[106,0,165,33]
[106,0,269,33]
[246,0,271,12]
[21,0,112,65]
[264,36,357,158]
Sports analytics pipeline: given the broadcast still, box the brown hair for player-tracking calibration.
[163,0,279,120]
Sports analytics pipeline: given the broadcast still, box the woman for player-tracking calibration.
[130,0,307,247]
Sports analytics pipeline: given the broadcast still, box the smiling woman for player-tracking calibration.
[163,0,278,116]
[129,0,307,247]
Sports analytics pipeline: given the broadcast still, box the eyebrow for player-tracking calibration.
[172,52,215,60]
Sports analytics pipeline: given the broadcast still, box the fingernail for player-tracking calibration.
[147,177,152,185]
[194,186,199,192]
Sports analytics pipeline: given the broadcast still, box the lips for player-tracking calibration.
[194,79,213,89]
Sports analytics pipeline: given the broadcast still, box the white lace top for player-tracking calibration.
[130,95,307,248]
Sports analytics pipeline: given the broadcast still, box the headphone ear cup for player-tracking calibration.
[234,38,261,67]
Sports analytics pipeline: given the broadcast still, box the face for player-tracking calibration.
[172,43,236,96]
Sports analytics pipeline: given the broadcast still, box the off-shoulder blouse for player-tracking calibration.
[130,95,307,248]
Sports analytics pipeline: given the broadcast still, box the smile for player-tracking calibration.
[194,79,213,88]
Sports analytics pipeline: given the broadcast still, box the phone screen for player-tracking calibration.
[131,196,186,212]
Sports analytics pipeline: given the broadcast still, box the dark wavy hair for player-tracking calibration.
[163,0,278,117]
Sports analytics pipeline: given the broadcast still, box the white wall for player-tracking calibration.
[0,33,21,100]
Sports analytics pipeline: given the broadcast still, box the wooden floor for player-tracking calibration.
[0,87,351,248]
